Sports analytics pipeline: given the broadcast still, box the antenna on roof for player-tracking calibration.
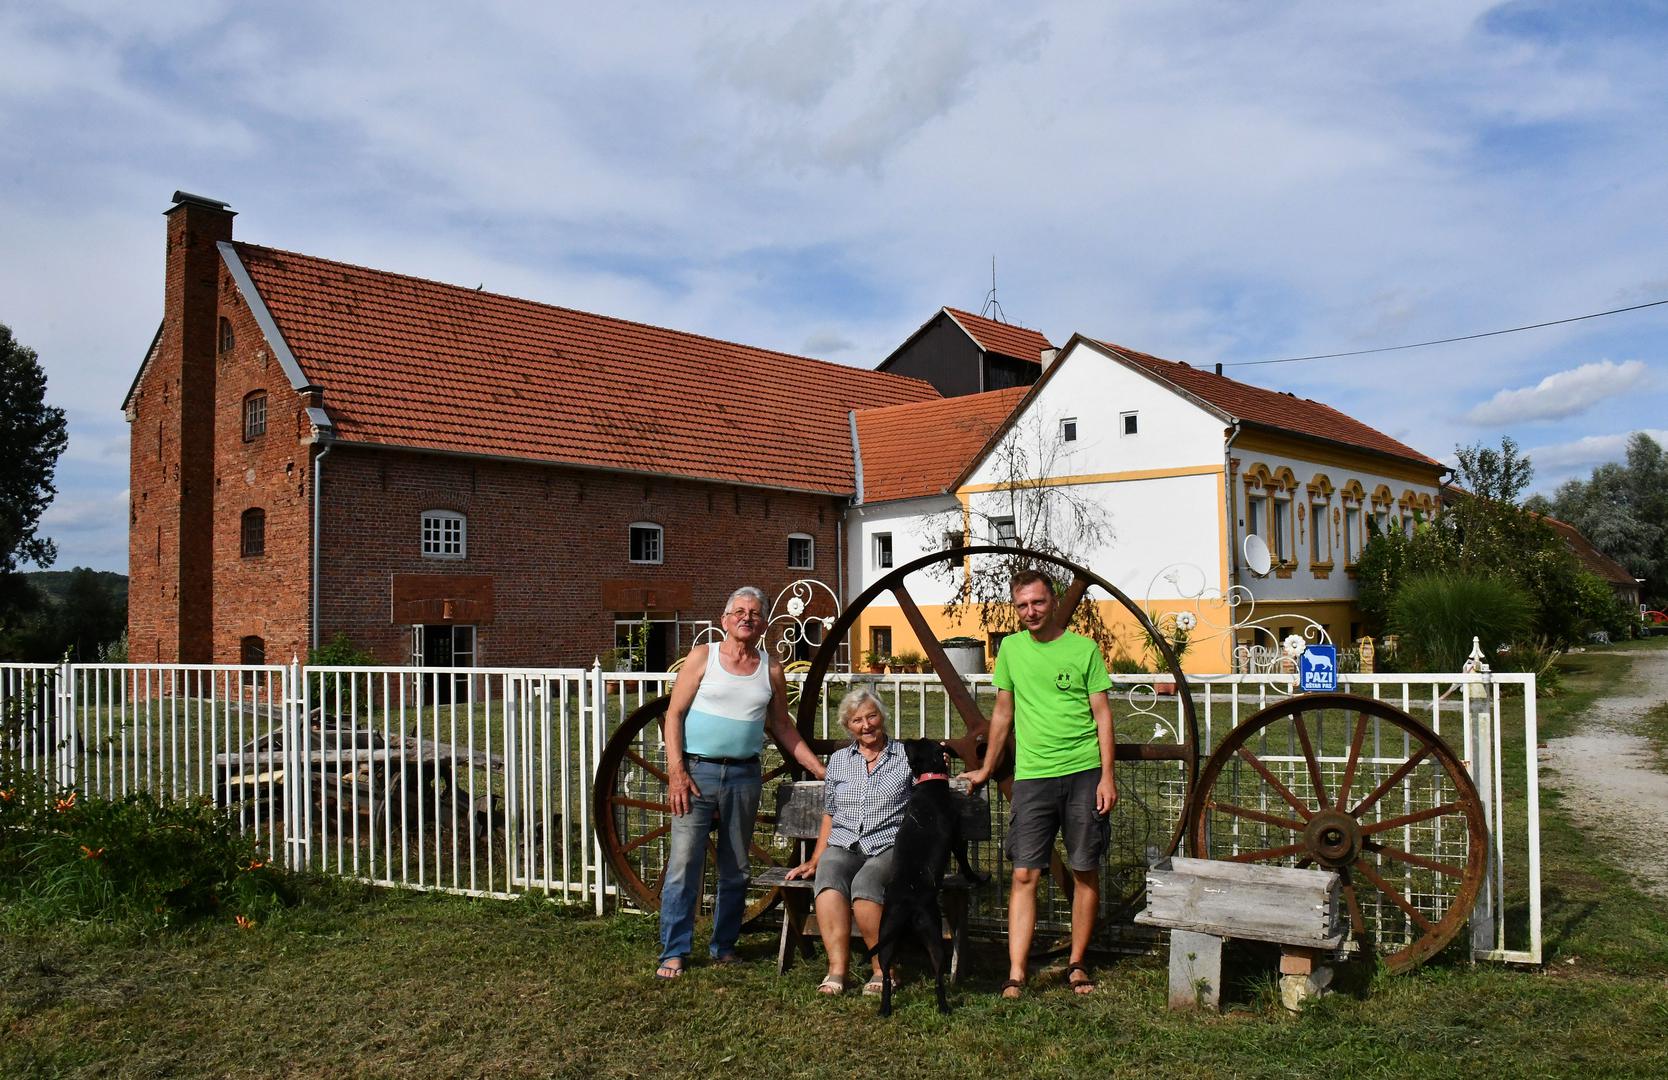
[980,256,1007,323]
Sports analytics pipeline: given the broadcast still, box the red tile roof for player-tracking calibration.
[855,387,1027,503]
[231,243,938,494]
[1537,514,1639,587]
[943,308,1053,363]
[1094,340,1443,468]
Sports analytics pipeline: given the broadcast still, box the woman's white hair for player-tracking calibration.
[837,687,889,730]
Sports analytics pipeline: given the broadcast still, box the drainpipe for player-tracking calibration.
[311,442,332,652]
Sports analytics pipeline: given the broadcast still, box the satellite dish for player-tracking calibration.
[1243,534,1273,576]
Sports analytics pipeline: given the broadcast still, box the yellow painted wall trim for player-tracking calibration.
[959,462,1222,494]
[1234,429,1443,487]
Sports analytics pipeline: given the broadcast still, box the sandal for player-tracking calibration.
[711,952,744,967]
[862,974,885,996]
[1065,962,1096,994]
[999,978,1025,1000]
[818,974,847,995]
[655,960,684,980]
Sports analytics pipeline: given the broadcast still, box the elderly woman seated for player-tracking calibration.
[784,687,913,995]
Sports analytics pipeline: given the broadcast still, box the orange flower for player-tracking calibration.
[55,792,77,812]
[0,788,15,803]
[80,845,105,859]
[240,857,267,872]
[235,914,255,930]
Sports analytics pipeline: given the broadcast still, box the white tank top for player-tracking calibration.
[683,646,773,758]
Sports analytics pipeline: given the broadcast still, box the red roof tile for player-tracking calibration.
[231,243,938,494]
[943,308,1053,364]
[855,387,1027,503]
[1094,340,1443,468]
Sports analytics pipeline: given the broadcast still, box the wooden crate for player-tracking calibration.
[1135,856,1345,948]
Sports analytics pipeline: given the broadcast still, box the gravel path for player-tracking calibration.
[1540,647,1668,900]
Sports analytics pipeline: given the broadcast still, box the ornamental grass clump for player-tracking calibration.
[1387,571,1533,673]
[0,771,296,931]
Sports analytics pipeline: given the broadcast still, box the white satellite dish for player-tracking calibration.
[1243,533,1273,576]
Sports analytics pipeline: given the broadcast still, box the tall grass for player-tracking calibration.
[1388,571,1533,671]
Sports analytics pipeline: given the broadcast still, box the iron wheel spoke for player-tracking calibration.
[621,822,670,855]
[1293,716,1329,808]
[1226,841,1309,864]
[625,749,668,785]
[1235,746,1315,820]
[1056,574,1091,629]
[1364,839,1465,879]
[1359,801,1463,836]
[1352,858,1437,935]
[1340,870,1367,936]
[1334,713,1369,811]
[613,796,670,813]
[892,582,988,736]
[1350,744,1434,819]
[1206,799,1306,832]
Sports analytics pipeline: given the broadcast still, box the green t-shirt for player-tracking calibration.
[992,630,1112,781]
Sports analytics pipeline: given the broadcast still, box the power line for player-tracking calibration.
[1225,296,1668,368]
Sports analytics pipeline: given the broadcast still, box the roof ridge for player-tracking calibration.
[854,385,1026,419]
[230,240,937,392]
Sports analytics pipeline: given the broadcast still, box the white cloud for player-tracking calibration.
[1526,429,1668,473]
[1464,360,1650,425]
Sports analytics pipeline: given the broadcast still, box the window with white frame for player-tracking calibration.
[629,522,663,564]
[421,510,467,559]
[787,533,814,570]
[242,391,266,441]
[873,532,893,569]
[1120,411,1139,436]
[991,515,1018,544]
[1060,417,1078,442]
[942,529,964,551]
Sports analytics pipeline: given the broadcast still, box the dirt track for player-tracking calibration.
[1540,647,1668,899]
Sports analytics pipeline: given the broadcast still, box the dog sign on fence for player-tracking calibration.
[1298,644,1338,692]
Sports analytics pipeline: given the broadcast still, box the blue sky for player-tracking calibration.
[3,0,1666,573]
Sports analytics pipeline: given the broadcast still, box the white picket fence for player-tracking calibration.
[0,661,1539,965]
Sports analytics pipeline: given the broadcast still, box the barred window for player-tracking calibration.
[240,508,265,557]
[243,391,267,440]
[421,511,467,559]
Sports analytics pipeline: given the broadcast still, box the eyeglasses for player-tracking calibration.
[725,610,764,623]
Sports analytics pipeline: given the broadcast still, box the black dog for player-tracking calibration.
[871,738,988,1016]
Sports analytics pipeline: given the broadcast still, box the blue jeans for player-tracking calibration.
[659,758,763,962]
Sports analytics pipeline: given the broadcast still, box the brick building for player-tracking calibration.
[125,193,938,670]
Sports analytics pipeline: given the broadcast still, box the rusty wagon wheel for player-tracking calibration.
[592,696,797,919]
[1187,693,1488,973]
[794,545,1200,917]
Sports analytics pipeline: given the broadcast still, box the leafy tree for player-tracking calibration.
[0,323,69,634]
[1454,435,1533,503]
[919,409,1119,653]
[1541,433,1667,607]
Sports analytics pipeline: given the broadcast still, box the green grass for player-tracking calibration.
[5,646,1668,1077]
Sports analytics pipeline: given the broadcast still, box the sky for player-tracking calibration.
[3,0,1666,573]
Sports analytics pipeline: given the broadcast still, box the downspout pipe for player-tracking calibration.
[311,441,332,652]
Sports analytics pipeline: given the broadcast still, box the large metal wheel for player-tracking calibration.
[794,546,1200,917]
[592,696,797,920]
[1187,693,1488,972]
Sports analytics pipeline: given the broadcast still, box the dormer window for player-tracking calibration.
[243,391,267,441]
[218,317,235,354]
[422,511,467,559]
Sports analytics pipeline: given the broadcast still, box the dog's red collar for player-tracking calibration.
[914,772,950,783]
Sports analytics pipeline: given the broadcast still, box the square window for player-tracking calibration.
[630,523,663,564]
[992,516,1017,544]
[1121,411,1138,436]
[421,512,467,559]
[873,532,893,569]
[942,529,964,551]
[1060,417,1078,442]
[788,534,814,570]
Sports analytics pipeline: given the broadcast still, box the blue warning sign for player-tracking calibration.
[1299,645,1338,692]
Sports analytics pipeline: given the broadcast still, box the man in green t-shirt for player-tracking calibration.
[962,568,1116,998]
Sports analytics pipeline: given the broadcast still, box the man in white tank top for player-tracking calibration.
[655,586,826,977]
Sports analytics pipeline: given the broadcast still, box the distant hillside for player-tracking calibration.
[24,568,128,608]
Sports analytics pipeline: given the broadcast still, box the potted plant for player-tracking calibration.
[862,649,888,674]
[938,636,985,676]
[893,649,926,674]
[1142,613,1194,695]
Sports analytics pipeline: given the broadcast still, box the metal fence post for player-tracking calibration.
[55,662,75,791]
[589,659,606,916]
[286,658,310,872]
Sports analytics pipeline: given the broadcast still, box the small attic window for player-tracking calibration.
[218,317,235,355]
[1121,411,1139,437]
[1060,417,1078,442]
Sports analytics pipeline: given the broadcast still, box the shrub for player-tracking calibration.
[0,773,295,930]
[1387,572,1533,672]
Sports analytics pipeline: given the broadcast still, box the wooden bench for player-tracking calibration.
[1134,856,1346,1011]
[753,780,991,982]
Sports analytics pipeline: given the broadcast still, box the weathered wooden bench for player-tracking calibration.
[752,780,991,982]
[1135,856,1346,1012]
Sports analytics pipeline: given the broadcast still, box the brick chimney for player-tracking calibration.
[129,192,234,662]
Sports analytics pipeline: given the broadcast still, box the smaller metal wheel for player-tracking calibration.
[1189,693,1488,972]
[593,696,797,920]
